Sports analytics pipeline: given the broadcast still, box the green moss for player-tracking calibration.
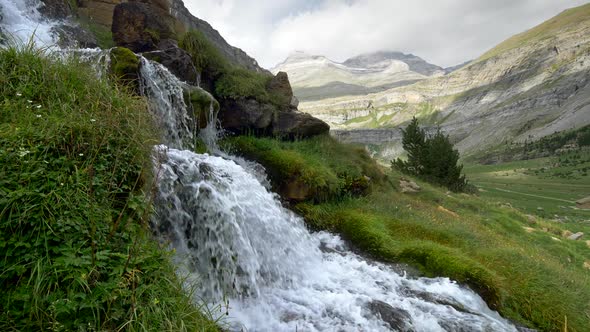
[0,45,217,330]
[222,134,385,202]
[110,47,139,83]
[183,86,220,128]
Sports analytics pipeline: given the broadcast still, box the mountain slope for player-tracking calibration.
[297,3,590,159]
[272,51,443,101]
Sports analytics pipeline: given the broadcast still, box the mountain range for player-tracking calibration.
[274,3,590,160]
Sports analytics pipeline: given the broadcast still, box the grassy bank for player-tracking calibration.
[225,135,590,331]
[0,46,217,330]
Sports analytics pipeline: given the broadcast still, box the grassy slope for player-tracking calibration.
[0,47,218,331]
[477,3,590,62]
[225,135,590,331]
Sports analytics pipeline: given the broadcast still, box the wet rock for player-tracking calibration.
[109,47,140,88]
[112,2,175,53]
[366,300,414,331]
[142,39,199,84]
[183,85,219,129]
[39,0,74,19]
[54,24,99,49]
[399,178,421,193]
[567,232,584,241]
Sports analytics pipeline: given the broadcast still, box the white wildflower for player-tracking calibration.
[36,105,41,109]
[27,100,32,103]
[17,148,30,157]
[79,153,84,157]
[90,119,96,122]
[36,114,41,118]
[16,93,22,97]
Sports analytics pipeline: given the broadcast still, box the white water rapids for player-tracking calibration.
[0,0,57,46]
[3,2,518,330]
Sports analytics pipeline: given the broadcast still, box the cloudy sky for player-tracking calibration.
[184,0,588,69]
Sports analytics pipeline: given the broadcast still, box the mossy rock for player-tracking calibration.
[110,47,139,86]
[183,85,220,129]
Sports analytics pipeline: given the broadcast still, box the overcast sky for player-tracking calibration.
[184,0,588,69]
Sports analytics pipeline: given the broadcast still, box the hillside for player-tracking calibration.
[296,3,590,159]
[272,51,444,101]
[2,1,590,331]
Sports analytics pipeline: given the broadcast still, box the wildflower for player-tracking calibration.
[79,153,84,157]
[16,92,22,97]
[17,148,30,157]
[60,183,64,186]
[27,100,32,103]
[90,119,96,122]
[36,114,41,118]
[36,105,41,109]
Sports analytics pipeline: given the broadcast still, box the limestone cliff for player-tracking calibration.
[297,4,590,157]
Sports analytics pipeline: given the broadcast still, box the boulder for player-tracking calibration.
[366,300,414,331]
[272,108,330,139]
[109,47,140,88]
[112,2,175,52]
[267,71,293,105]
[183,85,220,129]
[142,39,199,84]
[567,232,584,241]
[399,178,421,193]
[218,98,276,135]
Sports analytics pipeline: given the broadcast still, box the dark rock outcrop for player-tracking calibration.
[55,24,99,48]
[273,108,330,138]
[366,300,414,331]
[218,98,329,139]
[169,0,268,73]
[267,71,293,101]
[142,39,199,84]
[40,0,75,19]
[112,2,175,52]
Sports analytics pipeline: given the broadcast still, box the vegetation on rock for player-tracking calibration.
[0,46,218,331]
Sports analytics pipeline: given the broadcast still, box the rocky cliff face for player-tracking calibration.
[272,51,443,102]
[299,4,590,157]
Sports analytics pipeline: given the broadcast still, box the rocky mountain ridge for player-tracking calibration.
[272,50,444,101]
[297,3,590,159]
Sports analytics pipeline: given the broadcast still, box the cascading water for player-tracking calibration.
[3,2,518,330]
[0,0,57,46]
[143,60,517,331]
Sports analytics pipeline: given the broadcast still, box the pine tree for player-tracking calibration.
[394,117,426,175]
[392,119,469,192]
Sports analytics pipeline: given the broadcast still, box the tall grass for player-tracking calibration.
[0,44,218,331]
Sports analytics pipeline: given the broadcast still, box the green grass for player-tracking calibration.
[77,18,114,49]
[477,3,590,62]
[465,152,590,230]
[0,46,218,330]
[227,135,590,331]
[222,134,385,202]
[179,31,282,105]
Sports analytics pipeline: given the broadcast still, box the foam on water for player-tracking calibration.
[0,0,57,47]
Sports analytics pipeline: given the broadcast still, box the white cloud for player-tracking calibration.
[184,0,588,69]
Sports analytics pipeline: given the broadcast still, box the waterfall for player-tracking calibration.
[2,2,518,330]
[141,58,517,331]
[0,0,57,47]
